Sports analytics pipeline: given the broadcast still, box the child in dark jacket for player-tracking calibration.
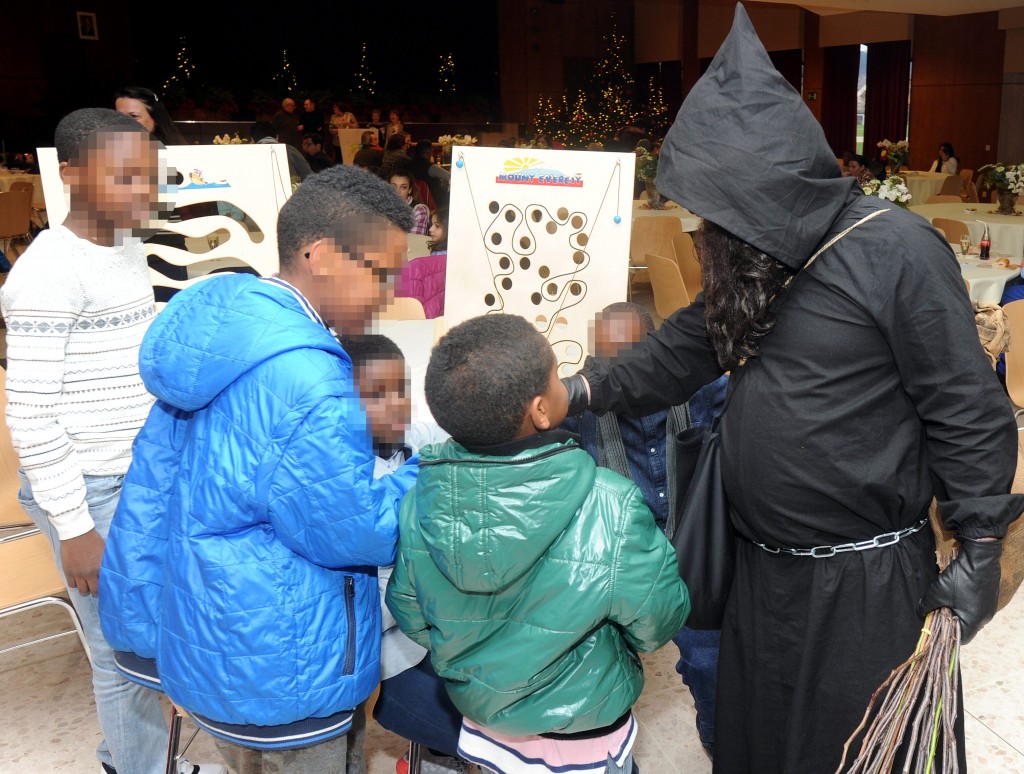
[387,313,690,774]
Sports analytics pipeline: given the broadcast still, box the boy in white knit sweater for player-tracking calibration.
[0,109,214,774]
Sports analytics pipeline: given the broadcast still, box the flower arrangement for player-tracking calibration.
[979,162,1024,196]
[635,150,659,183]
[877,139,910,170]
[437,134,478,154]
[212,133,247,145]
[861,175,912,208]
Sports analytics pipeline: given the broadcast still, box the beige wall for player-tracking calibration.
[698,2,803,58]
[635,1,682,63]
[818,12,913,46]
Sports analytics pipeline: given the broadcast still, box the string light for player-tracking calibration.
[438,53,457,97]
[163,36,195,92]
[272,49,299,94]
[354,43,376,98]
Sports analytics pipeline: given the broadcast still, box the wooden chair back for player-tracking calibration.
[1003,301,1024,413]
[630,217,682,269]
[671,231,703,297]
[937,174,964,196]
[927,194,962,204]
[7,180,34,200]
[932,218,969,244]
[0,190,32,239]
[959,169,974,188]
[645,252,691,319]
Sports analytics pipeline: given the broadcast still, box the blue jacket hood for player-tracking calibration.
[140,275,346,411]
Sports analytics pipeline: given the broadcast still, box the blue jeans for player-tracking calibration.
[672,627,720,751]
[18,472,168,774]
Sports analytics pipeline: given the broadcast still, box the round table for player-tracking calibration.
[631,199,701,232]
[910,202,1024,259]
[901,171,954,205]
[957,254,1020,303]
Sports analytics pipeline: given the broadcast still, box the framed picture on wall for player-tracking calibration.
[77,12,98,40]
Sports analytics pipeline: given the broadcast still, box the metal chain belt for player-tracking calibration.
[753,517,929,559]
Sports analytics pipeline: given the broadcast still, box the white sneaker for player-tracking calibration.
[178,761,228,774]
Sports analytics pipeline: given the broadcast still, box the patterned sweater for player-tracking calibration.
[1,225,156,539]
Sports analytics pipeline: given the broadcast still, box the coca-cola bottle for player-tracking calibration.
[979,224,991,260]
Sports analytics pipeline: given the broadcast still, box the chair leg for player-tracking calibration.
[0,596,93,668]
[166,704,183,774]
[408,741,423,774]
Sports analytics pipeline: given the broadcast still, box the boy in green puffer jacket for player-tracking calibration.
[386,314,690,774]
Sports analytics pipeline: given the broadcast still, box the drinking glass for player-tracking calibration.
[959,234,971,257]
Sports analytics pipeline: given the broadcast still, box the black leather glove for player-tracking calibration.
[561,374,591,416]
[917,537,1003,644]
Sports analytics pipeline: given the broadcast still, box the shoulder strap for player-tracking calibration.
[596,412,631,480]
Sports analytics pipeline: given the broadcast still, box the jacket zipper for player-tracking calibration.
[343,576,356,676]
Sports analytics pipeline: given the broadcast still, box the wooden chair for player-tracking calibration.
[671,231,703,298]
[959,168,974,189]
[0,189,33,258]
[1003,300,1024,418]
[937,174,964,197]
[0,366,91,665]
[645,252,691,319]
[630,216,683,294]
[932,218,969,244]
[962,181,980,203]
[377,296,426,320]
[927,194,962,204]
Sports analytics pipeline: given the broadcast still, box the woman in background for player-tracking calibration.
[929,142,959,174]
[115,86,187,145]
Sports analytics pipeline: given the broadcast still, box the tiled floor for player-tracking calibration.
[1,591,1022,773]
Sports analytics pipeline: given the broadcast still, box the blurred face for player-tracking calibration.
[371,110,381,122]
[355,356,411,449]
[593,312,645,360]
[390,175,412,201]
[114,98,155,133]
[304,99,315,112]
[63,130,161,234]
[302,137,320,155]
[939,147,950,161]
[307,219,406,332]
[389,111,399,124]
[428,214,445,243]
[282,98,296,113]
[847,159,864,176]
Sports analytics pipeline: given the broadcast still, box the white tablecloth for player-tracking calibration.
[631,199,701,232]
[957,255,1020,303]
[910,203,1024,260]
[901,171,953,205]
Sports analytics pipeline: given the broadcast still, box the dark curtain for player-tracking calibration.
[820,45,860,157]
[863,40,911,164]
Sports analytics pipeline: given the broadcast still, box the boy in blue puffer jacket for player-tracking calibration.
[100,166,419,773]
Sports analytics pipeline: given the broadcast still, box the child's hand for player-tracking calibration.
[60,529,105,595]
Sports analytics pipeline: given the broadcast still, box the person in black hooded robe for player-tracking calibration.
[563,5,1023,772]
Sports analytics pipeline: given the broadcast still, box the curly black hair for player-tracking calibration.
[276,164,414,269]
[696,219,794,370]
[425,314,553,446]
[339,334,404,368]
[55,108,148,163]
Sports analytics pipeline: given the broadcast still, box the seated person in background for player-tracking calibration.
[387,313,690,774]
[250,120,312,182]
[386,109,405,139]
[302,132,335,173]
[382,132,412,178]
[411,140,450,208]
[562,301,727,759]
[340,333,462,774]
[354,130,384,171]
[929,142,959,175]
[397,207,447,319]
[329,102,360,161]
[388,167,430,235]
[844,153,874,186]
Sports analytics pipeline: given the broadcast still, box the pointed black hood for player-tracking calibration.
[657,3,857,270]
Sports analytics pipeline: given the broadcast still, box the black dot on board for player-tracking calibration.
[520,236,531,249]
[531,293,542,305]
[556,207,569,220]
[539,266,550,279]
[546,222,557,235]
[498,257,511,271]
[570,282,582,296]
[547,283,557,295]
[576,233,589,246]
[501,278,513,290]
[571,215,583,229]
[491,233,502,245]
[573,251,585,265]
[531,209,543,222]
[505,209,516,223]
[484,294,496,306]
[520,257,531,270]
[488,201,499,214]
